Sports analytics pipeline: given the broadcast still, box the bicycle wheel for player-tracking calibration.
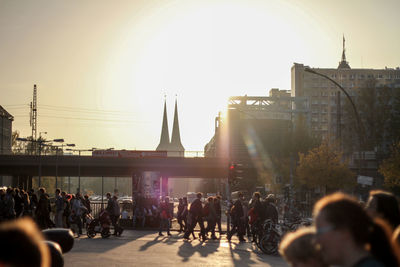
[101,228,111,238]
[260,232,279,255]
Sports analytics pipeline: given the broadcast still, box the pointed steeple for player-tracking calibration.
[170,98,185,152]
[338,35,351,69]
[156,98,170,151]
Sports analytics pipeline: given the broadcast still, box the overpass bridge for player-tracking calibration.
[0,154,230,178]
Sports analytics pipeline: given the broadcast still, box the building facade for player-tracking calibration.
[291,40,400,142]
[0,106,13,155]
[0,105,13,186]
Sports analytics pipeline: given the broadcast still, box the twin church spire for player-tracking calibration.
[156,98,185,153]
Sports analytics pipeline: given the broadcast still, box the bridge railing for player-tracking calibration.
[30,150,206,157]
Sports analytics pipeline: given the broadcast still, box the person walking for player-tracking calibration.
[177,198,185,233]
[14,188,24,218]
[112,195,122,236]
[82,194,91,228]
[36,188,52,229]
[4,188,16,221]
[63,193,72,228]
[241,195,251,239]
[55,188,64,228]
[205,197,217,239]
[71,193,87,236]
[227,192,245,242]
[158,196,172,236]
[184,192,207,241]
[214,196,222,237]
[28,189,38,219]
[22,191,31,217]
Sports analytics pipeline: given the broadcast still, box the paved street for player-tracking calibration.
[64,230,288,267]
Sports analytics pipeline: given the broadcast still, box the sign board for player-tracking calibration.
[93,150,168,158]
[357,175,374,186]
[142,171,161,199]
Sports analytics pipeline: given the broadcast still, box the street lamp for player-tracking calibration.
[16,137,64,187]
[304,67,365,174]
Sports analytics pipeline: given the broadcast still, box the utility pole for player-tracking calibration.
[30,84,37,143]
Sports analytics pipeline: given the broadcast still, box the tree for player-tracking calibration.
[296,141,356,193]
[388,89,400,145]
[12,131,25,154]
[342,79,393,153]
[379,142,400,188]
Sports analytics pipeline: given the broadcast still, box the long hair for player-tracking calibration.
[314,193,400,267]
[368,190,400,229]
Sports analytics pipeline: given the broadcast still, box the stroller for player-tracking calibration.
[86,210,112,238]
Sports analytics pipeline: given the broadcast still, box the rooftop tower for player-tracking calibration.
[338,35,351,69]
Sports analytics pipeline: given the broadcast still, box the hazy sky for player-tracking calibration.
[1,0,399,152]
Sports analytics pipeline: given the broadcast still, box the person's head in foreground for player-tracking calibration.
[279,226,328,267]
[365,190,400,230]
[0,217,50,267]
[313,192,400,267]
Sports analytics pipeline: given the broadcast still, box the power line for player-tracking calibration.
[40,104,135,114]
[38,114,147,123]
[2,104,29,107]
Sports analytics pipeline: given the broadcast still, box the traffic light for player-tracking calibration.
[228,163,243,185]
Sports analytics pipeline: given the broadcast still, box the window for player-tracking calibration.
[341,74,347,79]
[349,74,355,80]
[359,74,365,80]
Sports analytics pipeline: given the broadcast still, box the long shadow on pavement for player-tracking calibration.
[139,233,180,251]
[177,238,221,262]
[72,230,156,254]
[228,241,256,267]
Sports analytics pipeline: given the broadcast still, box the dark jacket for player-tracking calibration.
[230,199,243,219]
[264,202,278,223]
[189,198,203,219]
[214,201,221,218]
[106,198,114,216]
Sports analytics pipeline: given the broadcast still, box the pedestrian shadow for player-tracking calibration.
[177,240,196,262]
[228,241,256,267]
[139,235,164,251]
[177,238,221,262]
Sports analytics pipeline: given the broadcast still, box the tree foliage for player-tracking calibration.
[342,80,394,153]
[296,141,356,192]
[379,143,400,188]
[11,131,58,155]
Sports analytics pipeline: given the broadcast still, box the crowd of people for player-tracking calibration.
[2,185,400,266]
[0,186,94,237]
[133,191,279,242]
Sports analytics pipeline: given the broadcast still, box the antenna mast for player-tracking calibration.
[30,84,37,141]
